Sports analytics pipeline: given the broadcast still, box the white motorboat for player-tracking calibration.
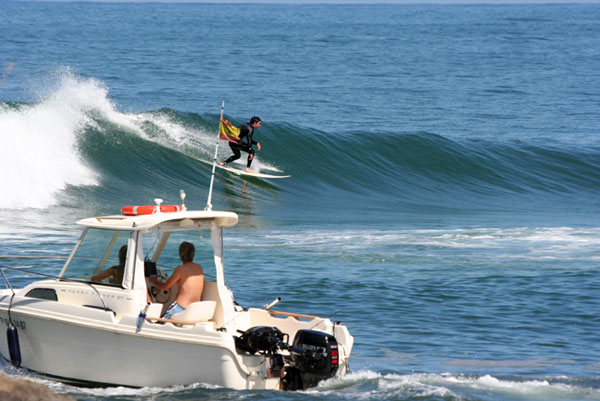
[0,195,353,390]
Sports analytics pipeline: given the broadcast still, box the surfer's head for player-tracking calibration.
[250,116,262,129]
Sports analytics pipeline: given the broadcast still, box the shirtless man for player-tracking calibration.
[150,241,205,319]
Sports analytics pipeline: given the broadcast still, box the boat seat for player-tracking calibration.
[171,301,216,323]
[145,303,163,318]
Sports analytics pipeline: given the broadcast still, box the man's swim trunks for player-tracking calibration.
[163,301,185,319]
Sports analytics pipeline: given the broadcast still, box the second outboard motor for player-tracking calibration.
[236,326,285,354]
[284,329,339,390]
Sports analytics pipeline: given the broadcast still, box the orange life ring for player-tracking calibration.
[121,205,182,216]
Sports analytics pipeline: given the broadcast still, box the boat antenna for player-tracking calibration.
[179,189,187,211]
[205,100,225,211]
[153,198,163,214]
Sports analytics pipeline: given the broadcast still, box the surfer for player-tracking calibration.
[219,116,262,172]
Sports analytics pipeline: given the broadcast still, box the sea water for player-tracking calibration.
[0,2,599,400]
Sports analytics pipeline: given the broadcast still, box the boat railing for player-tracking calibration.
[0,264,111,312]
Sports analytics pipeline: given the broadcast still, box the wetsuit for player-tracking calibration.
[223,123,258,168]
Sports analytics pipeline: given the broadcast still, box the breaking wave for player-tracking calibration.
[1,72,599,212]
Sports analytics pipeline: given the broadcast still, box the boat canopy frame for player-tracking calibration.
[56,210,239,329]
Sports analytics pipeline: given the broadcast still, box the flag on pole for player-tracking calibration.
[219,120,241,143]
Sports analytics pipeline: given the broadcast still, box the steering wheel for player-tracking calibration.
[147,273,172,303]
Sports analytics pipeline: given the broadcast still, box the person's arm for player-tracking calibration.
[248,130,258,146]
[150,267,181,290]
[246,128,260,150]
[91,267,115,282]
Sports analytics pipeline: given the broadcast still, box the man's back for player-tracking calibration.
[174,262,204,308]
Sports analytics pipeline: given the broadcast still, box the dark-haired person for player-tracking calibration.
[91,245,127,285]
[219,116,262,172]
[150,241,205,319]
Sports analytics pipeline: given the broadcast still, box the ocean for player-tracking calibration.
[1,2,599,400]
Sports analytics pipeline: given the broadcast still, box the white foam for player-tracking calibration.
[134,111,204,147]
[244,226,600,263]
[434,373,599,399]
[313,371,600,400]
[0,70,197,210]
[307,370,456,399]
[126,110,284,174]
[15,373,220,398]
[0,69,285,211]
[0,70,113,209]
[5,368,597,400]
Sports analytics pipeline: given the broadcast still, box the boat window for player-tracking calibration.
[25,288,58,301]
[62,228,129,286]
[144,231,216,279]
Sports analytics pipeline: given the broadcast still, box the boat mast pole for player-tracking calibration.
[205,100,224,211]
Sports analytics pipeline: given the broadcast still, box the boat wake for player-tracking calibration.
[313,370,600,401]
[7,367,599,401]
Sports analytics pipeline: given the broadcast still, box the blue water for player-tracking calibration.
[1,2,600,400]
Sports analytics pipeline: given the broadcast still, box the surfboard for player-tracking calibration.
[215,163,291,179]
[195,157,290,179]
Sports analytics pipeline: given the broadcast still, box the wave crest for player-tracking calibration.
[2,71,599,211]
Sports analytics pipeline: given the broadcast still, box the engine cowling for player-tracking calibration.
[236,326,284,354]
[284,329,339,390]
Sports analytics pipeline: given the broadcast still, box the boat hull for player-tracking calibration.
[0,295,273,389]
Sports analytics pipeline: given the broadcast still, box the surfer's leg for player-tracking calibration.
[246,148,255,168]
[222,143,242,165]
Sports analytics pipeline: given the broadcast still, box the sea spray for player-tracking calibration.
[0,72,102,209]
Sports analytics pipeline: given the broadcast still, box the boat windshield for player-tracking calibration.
[144,231,216,280]
[61,228,130,286]
[61,227,217,285]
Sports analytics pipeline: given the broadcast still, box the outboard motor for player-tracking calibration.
[236,326,286,379]
[283,329,339,390]
[236,327,340,390]
[236,326,285,354]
